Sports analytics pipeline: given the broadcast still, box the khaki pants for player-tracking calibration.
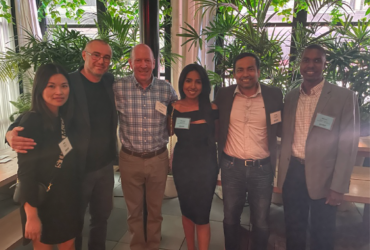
[119,149,169,250]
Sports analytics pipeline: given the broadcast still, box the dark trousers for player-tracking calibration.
[75,163,115,250]
[220,155,273,250]
[282,158,337,250]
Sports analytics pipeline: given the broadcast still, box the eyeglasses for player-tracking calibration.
[85,51,111,63]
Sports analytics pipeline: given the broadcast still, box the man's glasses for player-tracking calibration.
[85,51,111,63]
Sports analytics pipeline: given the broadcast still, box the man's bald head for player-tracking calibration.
[128,44,156,87]
[82,39,112,82]
[84,39,112,53]
[130,44,154,61]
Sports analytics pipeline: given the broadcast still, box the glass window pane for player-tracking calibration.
[67,27,98,38]
[237,0,295,23]
[308,0,368,22]
[267,0,295,23]
[45,0,97,25]
[267,27,292,63]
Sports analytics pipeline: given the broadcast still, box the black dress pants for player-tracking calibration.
[75,163,114,250]
[282,158,337,250]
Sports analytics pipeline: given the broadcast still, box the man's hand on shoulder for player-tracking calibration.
[325,190,344,206]
[6,127,36,153]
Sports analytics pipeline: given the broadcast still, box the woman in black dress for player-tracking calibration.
[167,64,218,250]
[17,64,82,249]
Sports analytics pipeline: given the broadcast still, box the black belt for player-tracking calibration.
[121,146,167,159]
[222,152,270,167]
[292,156,305,165]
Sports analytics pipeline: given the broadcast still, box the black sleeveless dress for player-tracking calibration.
[167,105,219,225]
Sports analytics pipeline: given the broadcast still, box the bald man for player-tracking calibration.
[6,39,118,250]
[113,44,178,250]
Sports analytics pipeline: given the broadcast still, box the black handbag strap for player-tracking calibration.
[46,117,67,191]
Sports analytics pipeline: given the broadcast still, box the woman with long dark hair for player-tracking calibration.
[17,63,82,249]
[167,64,218,250]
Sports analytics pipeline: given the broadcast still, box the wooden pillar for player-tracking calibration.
[289,0,307,65]
[164,0,172,82]
[139,0,160,78]
[35,0,46,35]
[96,0,107,31]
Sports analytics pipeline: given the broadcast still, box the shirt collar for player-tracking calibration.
[300,79,325,96]
[234,83,262,98]
[133,74,156,90]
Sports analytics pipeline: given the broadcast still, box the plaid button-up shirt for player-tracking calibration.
[292,79,324,159]
[113,75,178,153]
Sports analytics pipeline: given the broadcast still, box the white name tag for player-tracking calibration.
[59,137,73,156]
[175,117,191,129]
[270,111,282,125]
[0,158,11,163]
[155,101,167,115]
[314,113,335,130]
[0,155,9,160]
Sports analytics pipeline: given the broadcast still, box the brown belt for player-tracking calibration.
[121,146,167,159]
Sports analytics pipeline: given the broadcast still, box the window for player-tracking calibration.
[0,0,18,149]
[308,0,368,22]
[45,0,98,37]
[45,0,97,25]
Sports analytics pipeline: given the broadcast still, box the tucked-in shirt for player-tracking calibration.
[224,84,270,160]
[292,79,325,159]
[113,75,178,153]
[81,73,116,172]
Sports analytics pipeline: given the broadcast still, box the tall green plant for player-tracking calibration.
[96,11,138,77]
[0,26,90,120]
[178,0,356,90]
[0,0,12,23]
[178,0,290,88]
[38,0,87,23]
[0,25,89,83]
[324,17,370,126]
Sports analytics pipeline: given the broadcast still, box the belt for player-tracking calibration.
[121,146,167,159]
[222,152,270,167]
[292,156,305,165]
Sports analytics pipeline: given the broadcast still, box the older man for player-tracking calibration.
[6,39,117,250]
[113,44,178,250]
[278,44,360,250]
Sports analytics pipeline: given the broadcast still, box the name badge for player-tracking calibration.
[0,155,9,159]
[314,113,335,130]
[155,101,167,115]
[270,111,282,125]
[59,137,73,156]
[175,117,191,129]
[0,158,11,163]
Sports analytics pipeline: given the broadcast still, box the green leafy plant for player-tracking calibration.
[2,1,181,121]
[0,0,12,23]
[324,16,370,131]
[0,25,89,83]
[178,0,290,89]
[37,0,88,23]
[178,0,369,134]
[96,11,138,77]
[9,93,31,122]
